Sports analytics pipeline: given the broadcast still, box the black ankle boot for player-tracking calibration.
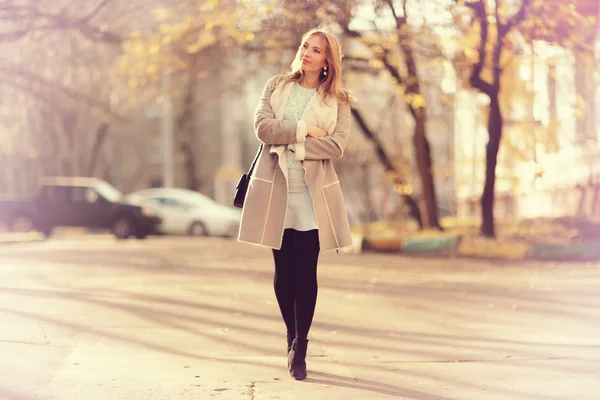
[287,338,308,380]
[286,331,295,354]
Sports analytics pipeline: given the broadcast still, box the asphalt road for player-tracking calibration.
[1,235,599,400]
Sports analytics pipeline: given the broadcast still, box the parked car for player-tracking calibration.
[0,177,162,239]
[127,187,241,237]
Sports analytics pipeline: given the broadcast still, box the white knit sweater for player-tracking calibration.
[282,83,318,231]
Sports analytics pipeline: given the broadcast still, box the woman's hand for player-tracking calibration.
[306,125,328,138]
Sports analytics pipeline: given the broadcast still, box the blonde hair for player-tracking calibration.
[274,27,354,106]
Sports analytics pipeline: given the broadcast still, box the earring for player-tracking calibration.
[323,66,327,76]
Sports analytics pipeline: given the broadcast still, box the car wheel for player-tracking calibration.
[40,226,54,239]
[189,221,208,236]
[8,214,35,233]
[112,217,133,240]
[135,231,149,240]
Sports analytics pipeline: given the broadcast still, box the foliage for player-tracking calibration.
[118,0,269,99]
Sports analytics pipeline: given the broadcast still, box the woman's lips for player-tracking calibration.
[301,59,310,64]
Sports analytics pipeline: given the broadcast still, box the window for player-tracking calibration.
[71,187,99,203]
[155,197,187,209]
[94,181,122,203]
[40,185,69,202]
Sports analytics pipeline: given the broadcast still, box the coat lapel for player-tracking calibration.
[301,93,338,133]
[272,81,294,120]
[268,80,295,180]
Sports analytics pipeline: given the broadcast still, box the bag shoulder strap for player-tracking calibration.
[247,143,264,176]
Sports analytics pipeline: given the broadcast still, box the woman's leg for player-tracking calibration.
[272,229,296,349]
[293,229,320,341]
[288,229,319,380]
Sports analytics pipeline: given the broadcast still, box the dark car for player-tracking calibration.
[0,177,161,239]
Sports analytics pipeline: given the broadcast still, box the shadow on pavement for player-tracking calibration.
[1,237,599,399]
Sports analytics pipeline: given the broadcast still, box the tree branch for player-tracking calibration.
[0,61,128,122]
[351,108,397,172]
[79,0,113,23]
[498,0,529,37]
[492,0,503,87]
[0,0,122,44]
[381,51,405,86]
[462,0,494,95]
[384,0,407,25]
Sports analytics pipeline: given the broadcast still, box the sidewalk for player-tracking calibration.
[1,236,599,399]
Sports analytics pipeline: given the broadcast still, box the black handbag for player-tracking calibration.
[233,143,263,208]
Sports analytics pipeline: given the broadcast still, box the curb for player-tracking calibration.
[529,241,600,262]
[363,233,600,262]
[457,235,529,261]
[402,235,461,257]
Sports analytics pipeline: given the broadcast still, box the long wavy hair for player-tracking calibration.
[274,28,354,106]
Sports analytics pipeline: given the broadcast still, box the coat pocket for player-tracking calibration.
[241,177,274,238]
[321,182,351,245]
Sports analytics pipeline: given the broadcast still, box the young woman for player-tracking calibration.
[238,28,354,380]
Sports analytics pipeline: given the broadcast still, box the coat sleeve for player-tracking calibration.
[254,77,307,146]
[297,102,351,161]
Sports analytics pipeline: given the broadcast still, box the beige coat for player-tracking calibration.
[237,76,353,254]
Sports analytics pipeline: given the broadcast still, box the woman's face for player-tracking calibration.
[299,35,327,75]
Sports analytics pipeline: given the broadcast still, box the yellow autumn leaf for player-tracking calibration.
[201,0,217,11]
[149,43,161,54]
[410,94,427,109]
[147,64,158,75]
[153,8,169,21]
[186,42,203,53]
[118,57,128,71]
[369,59,384,69]
[132,42,146,56]
[464,47,477,60]
[395,83,406,96]
[159,24,172,34]
[371,45,384,55]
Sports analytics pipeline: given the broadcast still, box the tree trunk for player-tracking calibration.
[412,108,441,230]
[402,194,424,229]
[351,108,424,229]
[481,95,502,238]
[87,123,109,176]
[177,53,200,191]
[397,49,441,229]
[60,112,77,176]
[344,8,441,230]
[467,0,527,238]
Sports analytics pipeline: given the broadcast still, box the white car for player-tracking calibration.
[127,188,241,237]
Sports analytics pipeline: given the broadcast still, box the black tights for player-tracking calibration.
[272,229,320,341]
